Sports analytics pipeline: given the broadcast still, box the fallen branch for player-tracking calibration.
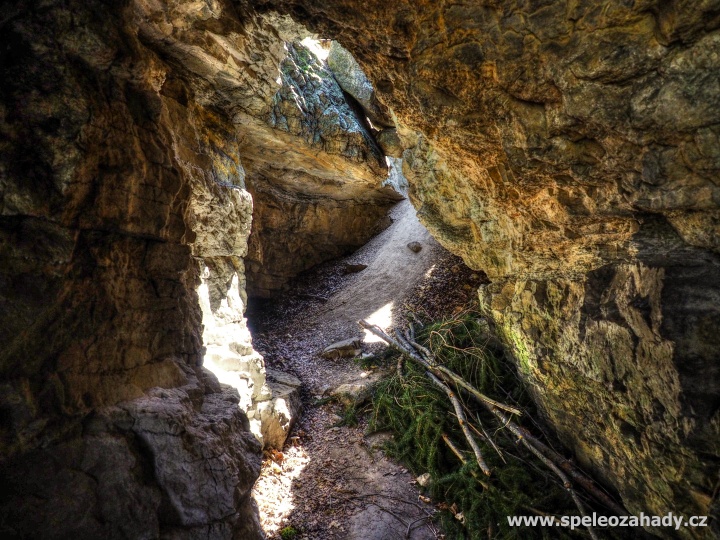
[468,413,505,464]
[428,372,491,476]
[441,433,491,490]
[520,505,563,527]
[406,311,425,331]
[490,405,626,517]
[360,317,626,537]
[360,319,520,416]
[538,445,628,517]
[489,406,599,540]
[434,363,522,416]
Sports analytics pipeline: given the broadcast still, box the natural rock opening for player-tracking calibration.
[243,38,407,299]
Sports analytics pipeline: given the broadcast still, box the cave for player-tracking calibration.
[1,1,719,539]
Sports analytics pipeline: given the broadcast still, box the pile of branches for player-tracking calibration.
[360,314,628,539]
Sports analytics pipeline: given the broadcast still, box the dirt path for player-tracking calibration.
[313,199,440,333]
[250,200,481,539]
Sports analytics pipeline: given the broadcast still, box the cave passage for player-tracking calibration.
[245,198,453,539]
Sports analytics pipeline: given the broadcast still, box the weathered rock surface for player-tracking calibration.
[0,366,263,539]
[259,368,302,449]
[4,0,720,538]
[251,0,720,536]
[1,0,290,536]
[0,0,409,534]
[327,41,394,130]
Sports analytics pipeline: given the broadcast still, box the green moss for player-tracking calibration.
[336,402,361,427]
[499,321,533,377]
[279,525,299,540]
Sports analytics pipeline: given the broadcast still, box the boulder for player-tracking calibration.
[256,369,302,449]
[321,337,363,359]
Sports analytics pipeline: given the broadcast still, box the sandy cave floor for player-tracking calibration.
[248,200,487,540]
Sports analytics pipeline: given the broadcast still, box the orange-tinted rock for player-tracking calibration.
[252,0,720,535]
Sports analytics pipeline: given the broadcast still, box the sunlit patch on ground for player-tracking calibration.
[252,443,311,537]
[362,301,394,343]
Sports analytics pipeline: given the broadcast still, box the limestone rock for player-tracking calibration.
[3,0,720,538]
[327,41,394,128]
[383,156,410,195]
[329,381,373,407]
[376,128,405,158]
[242,40,404,297]
[0,1,279,537]
[321,337,363,359]
[257,369,303,449]
[0,372,263,539]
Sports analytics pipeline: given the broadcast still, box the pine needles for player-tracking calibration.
[365,312,624,539]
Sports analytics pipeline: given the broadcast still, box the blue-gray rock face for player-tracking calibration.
[245,40,402,297]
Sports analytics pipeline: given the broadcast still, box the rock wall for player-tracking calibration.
[251,0,720,537]
[0,1,248,537]
[0,0,406,536]
[0,1,270,536]
[3,0,719,537]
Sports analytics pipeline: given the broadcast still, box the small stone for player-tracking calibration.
[344,263,368,273]
[260,369,302,449]
[407,241,422,253]
[321,337,362,359]
[330,381,374,406]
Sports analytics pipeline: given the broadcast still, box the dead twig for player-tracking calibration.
[396,353,405,381]
[489,406,599,540]
[441,433,492,489]
[406,515,432,538]
[468,413,506,464]
[434,363,522,416]
[428,372,491,476]
[359,317,626,537]
[359,319,521,416]
[490,405,626,517]
[519,505,563,526]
